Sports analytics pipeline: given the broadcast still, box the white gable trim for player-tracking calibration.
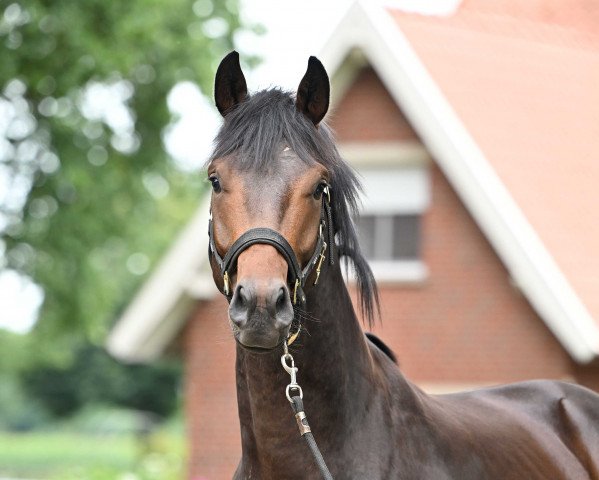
[106,194,217,362]
[339,141,431,168]
[320,0,599,362]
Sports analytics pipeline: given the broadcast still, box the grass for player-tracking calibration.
[0,429,185,480]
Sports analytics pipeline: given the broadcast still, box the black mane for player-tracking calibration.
[209,89,379,324]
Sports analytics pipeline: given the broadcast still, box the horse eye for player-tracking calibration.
[313,182,328,200]
[209,175,222,193]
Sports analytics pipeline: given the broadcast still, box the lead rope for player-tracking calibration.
[281,341,334,480]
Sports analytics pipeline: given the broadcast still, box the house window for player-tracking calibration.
[356,214,421,261]
[354,166,429,282]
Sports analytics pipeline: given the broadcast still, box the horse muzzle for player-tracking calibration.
[229,278,294,351]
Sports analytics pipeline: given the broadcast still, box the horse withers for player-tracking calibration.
[206,51,599,479]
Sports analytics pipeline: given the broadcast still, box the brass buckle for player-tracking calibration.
[313,241,327,285]
[223,271,230,296]
[287,324,301,346]
[292,278,300,305]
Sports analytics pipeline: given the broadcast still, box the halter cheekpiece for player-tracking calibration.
[208,185,335,310]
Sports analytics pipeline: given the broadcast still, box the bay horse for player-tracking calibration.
[207,51,599,479]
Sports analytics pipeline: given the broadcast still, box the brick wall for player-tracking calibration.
[364,164,577,384]
[183,299,239,479]
[331,66,418,142]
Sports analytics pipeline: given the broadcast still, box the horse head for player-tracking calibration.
[207,52,338,352]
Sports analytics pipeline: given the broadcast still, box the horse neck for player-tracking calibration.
[235,259,377,456]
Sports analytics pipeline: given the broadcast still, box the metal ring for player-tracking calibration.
[286,384,303,403]
[281,353,294,372]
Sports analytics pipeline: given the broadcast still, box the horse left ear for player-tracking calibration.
[214,51,248,117]
[296,56,330,126]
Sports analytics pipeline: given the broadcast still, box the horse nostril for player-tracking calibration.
[274,286,293,330]
[275,287,287,313]
[230,283,254,328]
[234,285,252,306]
[237,286,247,307]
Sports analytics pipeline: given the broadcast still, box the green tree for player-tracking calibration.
[0,329,51,429]
[22,344,181,418]
[0,0,254,349]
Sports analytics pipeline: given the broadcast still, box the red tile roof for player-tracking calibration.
[389,2,599,327]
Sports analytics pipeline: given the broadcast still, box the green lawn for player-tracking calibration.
[0,429,185,480]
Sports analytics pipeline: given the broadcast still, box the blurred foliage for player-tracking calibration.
[22,345,181,418]
[0,325,180,430]
[0,0,256,347]
[0,329,51,430]
[0,371,51,430]
[0,0,261,427]
[0,327,37,371]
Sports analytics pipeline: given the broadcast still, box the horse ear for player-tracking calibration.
[214,51,248,117]
[296,56,330,126]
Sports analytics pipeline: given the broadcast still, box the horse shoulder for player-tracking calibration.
[556,383,599,479]
[424,380,599,479]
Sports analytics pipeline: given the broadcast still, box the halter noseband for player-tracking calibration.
[208,186,334,309]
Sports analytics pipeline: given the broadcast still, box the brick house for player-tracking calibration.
[107,1,599,478]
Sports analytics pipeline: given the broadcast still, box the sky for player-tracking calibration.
[0,0,354,333]
[164,0,354,172]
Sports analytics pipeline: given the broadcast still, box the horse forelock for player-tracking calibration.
[208,88,380,325]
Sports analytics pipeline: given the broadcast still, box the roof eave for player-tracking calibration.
[106,194,217,363]
[320,0,599,363]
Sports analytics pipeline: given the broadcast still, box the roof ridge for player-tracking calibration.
[388,7,599,54]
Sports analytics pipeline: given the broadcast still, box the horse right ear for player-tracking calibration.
[296,56,330,126]
[214,51,248,117]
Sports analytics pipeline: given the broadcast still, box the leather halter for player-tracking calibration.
[208,186,334,308]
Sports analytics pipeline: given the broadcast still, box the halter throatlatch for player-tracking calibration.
[208,186,334,313]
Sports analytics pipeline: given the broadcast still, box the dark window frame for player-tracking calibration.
[356,213,422,261]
